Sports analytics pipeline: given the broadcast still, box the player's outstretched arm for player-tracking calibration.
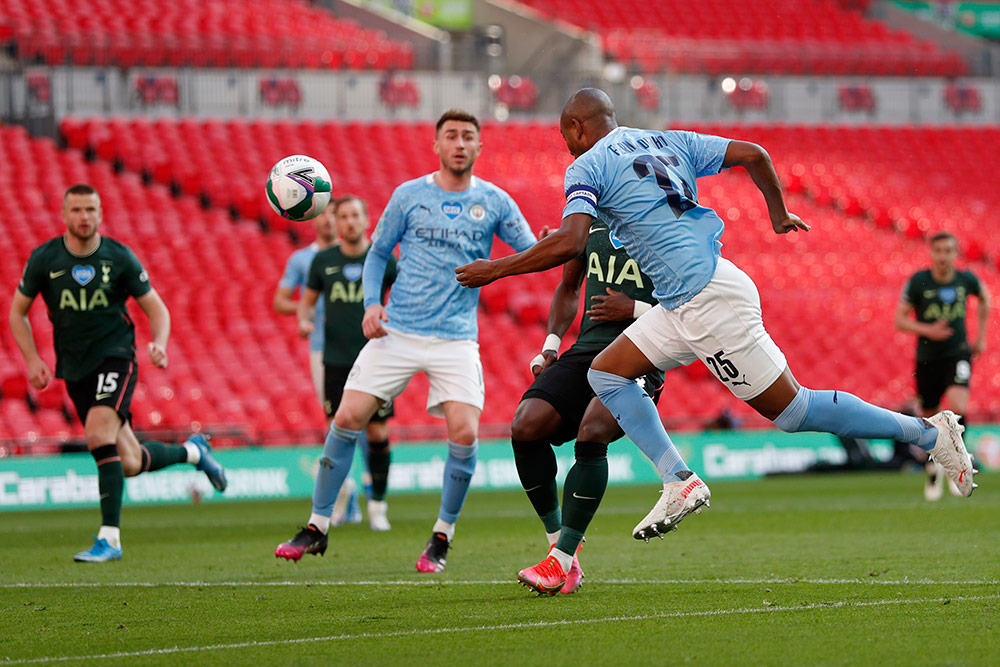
[8,290,51,389]
[136,289,170,368]
[723,140,809,234]
[455,213,592,288]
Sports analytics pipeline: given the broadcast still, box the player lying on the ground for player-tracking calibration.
[457,88,976,548]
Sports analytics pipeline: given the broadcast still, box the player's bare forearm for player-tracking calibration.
[137,290,171,348]
[8,293,41,364]
[273,287,298,315]
[297,288,318,332]
[724,140,809,233]
[455,214,591,288]
[548,260,584,339]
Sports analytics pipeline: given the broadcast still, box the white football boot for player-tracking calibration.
[367,499,391,531]
[926,411,977,497]
[633,471,711,541]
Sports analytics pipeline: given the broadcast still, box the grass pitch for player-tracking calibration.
[1,472,997,666]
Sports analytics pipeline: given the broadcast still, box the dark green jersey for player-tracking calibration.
[575,220,657,349]
[17,236,152,381]
[903,268,981,362]
[307,245,397,366]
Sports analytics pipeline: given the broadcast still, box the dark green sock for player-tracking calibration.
[557,441,608,555]
[512,439,561,533]
[140,441,188,472]
[368,439,391,501]
[91,444,123,527]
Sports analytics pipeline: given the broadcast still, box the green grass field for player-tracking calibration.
[1,472,997,666]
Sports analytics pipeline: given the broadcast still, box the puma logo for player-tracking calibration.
[731,375,751,387]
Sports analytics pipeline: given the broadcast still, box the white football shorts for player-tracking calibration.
[344,326,485,417]
[624,257,787,400]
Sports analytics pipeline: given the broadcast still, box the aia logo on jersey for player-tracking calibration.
[609,230,625,250]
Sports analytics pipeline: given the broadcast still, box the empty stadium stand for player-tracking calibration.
[1,118,996,452]
[518,0,967,76]
[0,0,414,69]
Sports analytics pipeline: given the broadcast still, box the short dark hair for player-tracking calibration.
[930,231,957,246]
[63,183,98,200]
[436,109,480,134]
[333,195,368,217]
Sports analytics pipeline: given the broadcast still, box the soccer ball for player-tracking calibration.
[265,155,333,221]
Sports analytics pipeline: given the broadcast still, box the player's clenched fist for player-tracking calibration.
[363,304,390,339]
[455,259,497,288]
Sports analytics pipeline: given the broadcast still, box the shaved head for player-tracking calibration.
[559,88,618,158]
[561,88,617,127]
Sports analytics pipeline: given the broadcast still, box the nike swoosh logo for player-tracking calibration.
[99,493,110,499]
[524,485,542,493]
[325,266,340,275]
[589,226,608,235]
[572,492,597,500]
[49,270,66,278]
[96,393,113,400]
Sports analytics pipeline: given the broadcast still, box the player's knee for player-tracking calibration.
[511,411,548,443]
[333,404,367,431]
[575,419,619,445]
[574,440,607,459]
[448,427,477,446]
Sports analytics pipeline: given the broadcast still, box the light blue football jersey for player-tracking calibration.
[363,174,536,340]
[279,243,324,351]
[562,126,732,310]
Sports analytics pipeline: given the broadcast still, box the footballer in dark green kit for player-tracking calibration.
[896,231,991,500]
[9,184,228,562]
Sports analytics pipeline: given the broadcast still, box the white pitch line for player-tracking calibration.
[2,594,997,665]
[2,577,998,589]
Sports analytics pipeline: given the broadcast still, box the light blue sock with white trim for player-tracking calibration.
[773,386,938,450]
[439,440,478,523]
[588,369,689,482]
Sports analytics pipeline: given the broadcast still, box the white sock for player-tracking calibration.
[550,547,573,573]
[432,518,455,541]
[309,513,331,534]
[184,442,201,465]
[546,530,561,547]
[97,525,121,549]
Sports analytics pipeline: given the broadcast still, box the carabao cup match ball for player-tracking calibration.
[265,155,333,221]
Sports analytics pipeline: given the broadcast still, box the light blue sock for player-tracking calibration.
[439,440,478,523]
[588,369,689,482]
[774,387,938,450]
[312,425,359,516]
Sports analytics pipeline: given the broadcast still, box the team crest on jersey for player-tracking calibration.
[72,265,95,286]
[343,264,363,282]
[442,202,463,219]
[939,287,957,303]
[469,204,486,221]
[609,230,625,250]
